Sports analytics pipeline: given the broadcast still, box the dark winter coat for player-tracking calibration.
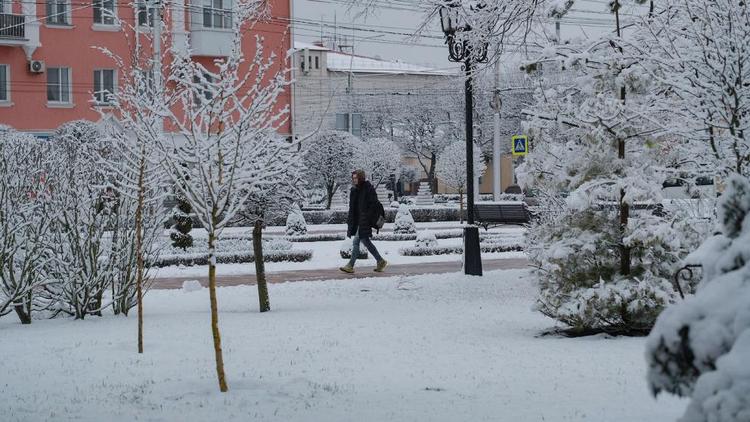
[347,181,379,238]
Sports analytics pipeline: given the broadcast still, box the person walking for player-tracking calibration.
[340,169,388,274]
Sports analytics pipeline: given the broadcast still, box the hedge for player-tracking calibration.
[281,233,346,242]
[399,243,523,256]
[153,249,313,267]
[262,207,464,226]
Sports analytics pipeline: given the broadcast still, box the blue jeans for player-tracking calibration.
[348,229,383,267]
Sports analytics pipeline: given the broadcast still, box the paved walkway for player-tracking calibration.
[152,258,530,290]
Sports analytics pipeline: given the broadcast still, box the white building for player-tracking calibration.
[291,41,454,140]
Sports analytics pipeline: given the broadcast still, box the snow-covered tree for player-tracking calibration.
[388,104,454,193]
[642,0,750,178]
[0,129,55,324]
[99,28,171,352]
[393,204,416,234]
[152,0,292,392]
[435,141,485,223]
[646,175,750,421]
[303,130,356,209]
[519,0,704,335]
[171,190,194,250]
[285,203,307,237]
[352,138,402,189]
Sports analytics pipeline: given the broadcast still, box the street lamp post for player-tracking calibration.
[439,2,488,276]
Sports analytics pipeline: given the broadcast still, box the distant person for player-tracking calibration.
[340,169,387,274]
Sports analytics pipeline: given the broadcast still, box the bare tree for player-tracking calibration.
[151,10,293,392]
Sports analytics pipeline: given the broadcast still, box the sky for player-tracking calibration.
[291,0,646,71]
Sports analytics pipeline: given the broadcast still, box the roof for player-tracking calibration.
[294,41,453,76]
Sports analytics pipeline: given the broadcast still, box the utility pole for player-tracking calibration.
[492,56,502,201]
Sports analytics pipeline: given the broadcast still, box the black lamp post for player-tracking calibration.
[440,2,488,276]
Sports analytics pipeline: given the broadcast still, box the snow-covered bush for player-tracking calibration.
[339,240,368,260]
[399,242,523,257]
[285,203,307,236]
[264,238,293,251]
[414,231,438,248]
[393,205,416,234]
[646,175,750,422]
[156,249,313,267]
[44,132,120,320]
[0,129,56,324]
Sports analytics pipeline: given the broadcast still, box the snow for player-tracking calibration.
[0,269,687,421]
[182,280,203,292]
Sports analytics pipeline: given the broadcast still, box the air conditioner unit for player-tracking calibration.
[29,60,45,73]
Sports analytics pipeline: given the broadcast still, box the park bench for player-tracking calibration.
[474,201,530,229]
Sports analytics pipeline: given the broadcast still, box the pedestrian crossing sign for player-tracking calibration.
[512,135,528,156]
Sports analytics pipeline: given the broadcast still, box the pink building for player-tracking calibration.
[0,0,292,136]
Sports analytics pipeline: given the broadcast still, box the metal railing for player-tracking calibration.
[0,13,25,39]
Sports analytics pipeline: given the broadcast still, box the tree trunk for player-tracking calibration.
[135,147,146,354]
[326,183,334,210]
[253,220,270,312]
[208,230,228,392]
[428,153,437,194]
[14,302,31,324]
[459,190,464,224]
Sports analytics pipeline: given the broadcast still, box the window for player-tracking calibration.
[93,69,115,104]
[335,113,362,137]
[47,67,71,103]
[46,0,70,25]
[335,113,349,132]
[193,72,213,105]
[136,68,155,96]
[315,56,319,69]
[93,0,115,25]
[351,113,362,137]
[136,0,156,27]
[0,65,8,102]
[202,0,232,29]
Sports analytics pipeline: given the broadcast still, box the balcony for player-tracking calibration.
[189,6,233,57]
[0,13,27,45]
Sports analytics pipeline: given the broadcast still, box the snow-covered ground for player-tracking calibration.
[0,269,686,421]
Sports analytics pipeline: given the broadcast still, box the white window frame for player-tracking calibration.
[46,0,72,26]
[47,67,73,105]
[92,0,117,26]
[202,0,232,29]
[0,64,10,104]
[136,0,156,27]
[93,68,115,105]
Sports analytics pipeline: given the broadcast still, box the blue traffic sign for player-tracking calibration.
[512,135,528,156]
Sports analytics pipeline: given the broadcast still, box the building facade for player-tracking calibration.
[0,0,292,136]
[291,41,454,140]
